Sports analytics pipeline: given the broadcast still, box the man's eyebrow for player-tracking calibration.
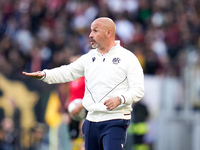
[92,27,98,29]
[91,27,99,31]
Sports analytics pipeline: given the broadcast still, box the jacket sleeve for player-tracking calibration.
[119,54,144,105]
[42,55,86,84]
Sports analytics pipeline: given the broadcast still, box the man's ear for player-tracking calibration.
[106,30,112,37]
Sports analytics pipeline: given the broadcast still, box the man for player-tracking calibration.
[23,17,144,150]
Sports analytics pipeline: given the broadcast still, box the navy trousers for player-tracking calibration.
[82,119,130,150]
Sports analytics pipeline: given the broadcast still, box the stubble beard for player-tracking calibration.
[91,42,99,49]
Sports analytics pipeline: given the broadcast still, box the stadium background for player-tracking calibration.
[0,0,200,150]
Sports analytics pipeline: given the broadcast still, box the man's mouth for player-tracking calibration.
[90,39,95,45]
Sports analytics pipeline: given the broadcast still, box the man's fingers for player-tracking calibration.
[104,100,111,106]
[22,72,28,75]
[104,100,114,110]
[22,71,37,75]
[104,97,121,111]
[107,105,114,111]
[22,71,45,79]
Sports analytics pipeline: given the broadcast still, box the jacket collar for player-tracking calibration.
[97,40,121,56]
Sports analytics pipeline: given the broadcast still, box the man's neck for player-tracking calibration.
[98,41,116,55]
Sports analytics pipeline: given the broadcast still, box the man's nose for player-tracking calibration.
[89,32,93,38]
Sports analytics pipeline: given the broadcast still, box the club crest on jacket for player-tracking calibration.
[112,58,121,64]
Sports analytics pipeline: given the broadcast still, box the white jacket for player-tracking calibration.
[43,41,144,122]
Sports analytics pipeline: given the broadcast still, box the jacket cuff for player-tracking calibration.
[118,95,126,104]
[39,71,46,80]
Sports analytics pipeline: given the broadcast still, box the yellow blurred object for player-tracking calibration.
[0,74,38,129]
[134,144,150,150]
[45,91,62,127]
[72,137,85,150]
[128,122,148,135]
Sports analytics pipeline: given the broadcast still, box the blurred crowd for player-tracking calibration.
[0,0,200,149]
[0,0,199,78]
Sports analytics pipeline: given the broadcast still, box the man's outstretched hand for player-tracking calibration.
[22,71,45,80]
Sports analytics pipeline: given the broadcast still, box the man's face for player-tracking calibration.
[89,21,107,49]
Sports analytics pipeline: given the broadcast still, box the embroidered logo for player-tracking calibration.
[112,58,121,64]
[92,57,96,62]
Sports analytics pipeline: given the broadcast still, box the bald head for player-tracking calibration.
[92,17,116,39]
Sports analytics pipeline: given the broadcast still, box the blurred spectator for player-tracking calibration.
[0,108,5,125]
[0,14,6,39]
[0,126,6,149]
[30,123,48,150]
[15,13,33,54]
[132,101,149,150]
[143,46,162,75]
[1,117,16,150]
[115,17,135,44]
[9,98,21,150]
[126,101,149,150]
